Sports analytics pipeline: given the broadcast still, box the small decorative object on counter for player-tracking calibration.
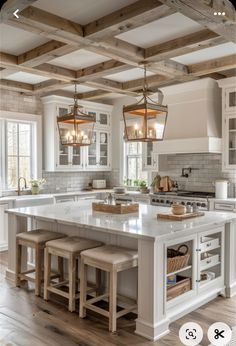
[171,203,186,215]
[29,178,46,195]
[139,180,149,193]
[192,202,199,212]
[186,204,193,213]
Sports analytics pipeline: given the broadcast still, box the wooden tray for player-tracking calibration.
[157,211,205,221]
[92,202,139,214]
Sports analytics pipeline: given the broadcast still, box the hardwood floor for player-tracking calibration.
[0,251,235,346]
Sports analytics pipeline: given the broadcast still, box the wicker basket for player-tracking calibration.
[167,244,190,274]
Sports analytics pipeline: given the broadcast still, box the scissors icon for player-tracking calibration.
[214,329,225,339]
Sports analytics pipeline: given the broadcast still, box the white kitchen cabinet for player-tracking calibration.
[0,203,8,252]
[41,95,112,172]
[166,226,224,309]
[218,77,236,171]
[84,130,111,171]
[142,142,158,171]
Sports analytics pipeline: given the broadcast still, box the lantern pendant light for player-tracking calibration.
[57,82,95,147]
[123,65,168,142]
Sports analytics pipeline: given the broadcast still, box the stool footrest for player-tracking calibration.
[20,269,35,275]
[86,293,109,305]
[84,302,109,318]
[116,305,137,319]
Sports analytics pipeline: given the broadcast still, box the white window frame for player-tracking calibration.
[0,111,42,192]
[123,141,143,181]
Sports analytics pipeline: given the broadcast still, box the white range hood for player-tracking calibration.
[155,78,222,154]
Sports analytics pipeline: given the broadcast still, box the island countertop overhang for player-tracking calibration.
[6,200,236,241]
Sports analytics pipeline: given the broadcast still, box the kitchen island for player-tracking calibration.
[6,201,236,341]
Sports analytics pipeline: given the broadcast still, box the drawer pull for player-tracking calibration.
[206,260,211,264]
[206,243,211,247]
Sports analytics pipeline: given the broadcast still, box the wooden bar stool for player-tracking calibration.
[44,236,103,312]
[79,245,138,333]
[16,229,65,296]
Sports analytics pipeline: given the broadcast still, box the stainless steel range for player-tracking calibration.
[150,191,215,210]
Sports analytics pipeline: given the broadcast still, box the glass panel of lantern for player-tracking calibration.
[57,105,95,146]
[123,101,168,142]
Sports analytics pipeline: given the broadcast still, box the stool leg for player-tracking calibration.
[96,268,102,296]
[58,256,64,282]
[79,258,87,318]
[44,248,51,301]
[109,269,117,333]
[68,254,76,312]
[16,240,22,287]
[35,245,42,296]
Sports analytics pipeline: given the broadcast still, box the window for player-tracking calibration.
[6,121,33,189]
[0,117,38,191]
[123,142,142,182]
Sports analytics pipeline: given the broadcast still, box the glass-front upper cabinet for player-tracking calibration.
[85,109,110,127]
[225,87,236,112]
[218,78,236,171]
[142,142,158,171]
[99,131,108,167]
[227,116,236,167]
[85,130,110,170]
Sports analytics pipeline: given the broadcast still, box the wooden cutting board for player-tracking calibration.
[92,202,139,214]
[157,211,205,221]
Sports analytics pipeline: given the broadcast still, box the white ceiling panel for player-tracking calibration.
[106,68,155,82]
[62,85,96,92]
[6,72,49,84]
[116,13,203,48]
[172,43,236,65]
[34,0,137,24]
[49,49,110,70]
[0,24,49,55]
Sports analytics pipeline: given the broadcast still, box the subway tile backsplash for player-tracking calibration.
[42,170,119,193]
[157,153,236,197]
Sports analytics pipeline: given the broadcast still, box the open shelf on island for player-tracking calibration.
[167,265,192,277]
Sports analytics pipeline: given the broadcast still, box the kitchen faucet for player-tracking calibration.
[181,167,199,178]
[17,177,27,196]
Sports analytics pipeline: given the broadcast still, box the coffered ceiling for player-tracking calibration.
[0,0,235,103]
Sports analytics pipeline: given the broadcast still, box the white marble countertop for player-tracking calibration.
[6,200,236,240]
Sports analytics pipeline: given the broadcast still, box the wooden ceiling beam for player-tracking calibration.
[18,6,84,43]
[17,40,77,67]
[122,74,169,91]
[144,29,225,61]
[76,59,132,81]
[0,52,76,81]
[188,54,236,76]
[0,78,33,92]
[0,0,37,22]
[148,60,189,77]
[84,0,175,39]
[158,0,236,43]
[85,78,138,96]
[33,79,70,94]
[77,89,111,100]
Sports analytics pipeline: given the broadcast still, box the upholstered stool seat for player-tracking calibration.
[16,229,65,296]
[44,236,103,312]
[79,245,138,333]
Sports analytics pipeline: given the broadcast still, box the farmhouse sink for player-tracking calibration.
[13,194,54,208]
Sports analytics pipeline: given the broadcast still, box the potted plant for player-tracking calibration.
[29,178,46,195]
[139,180,149,193]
